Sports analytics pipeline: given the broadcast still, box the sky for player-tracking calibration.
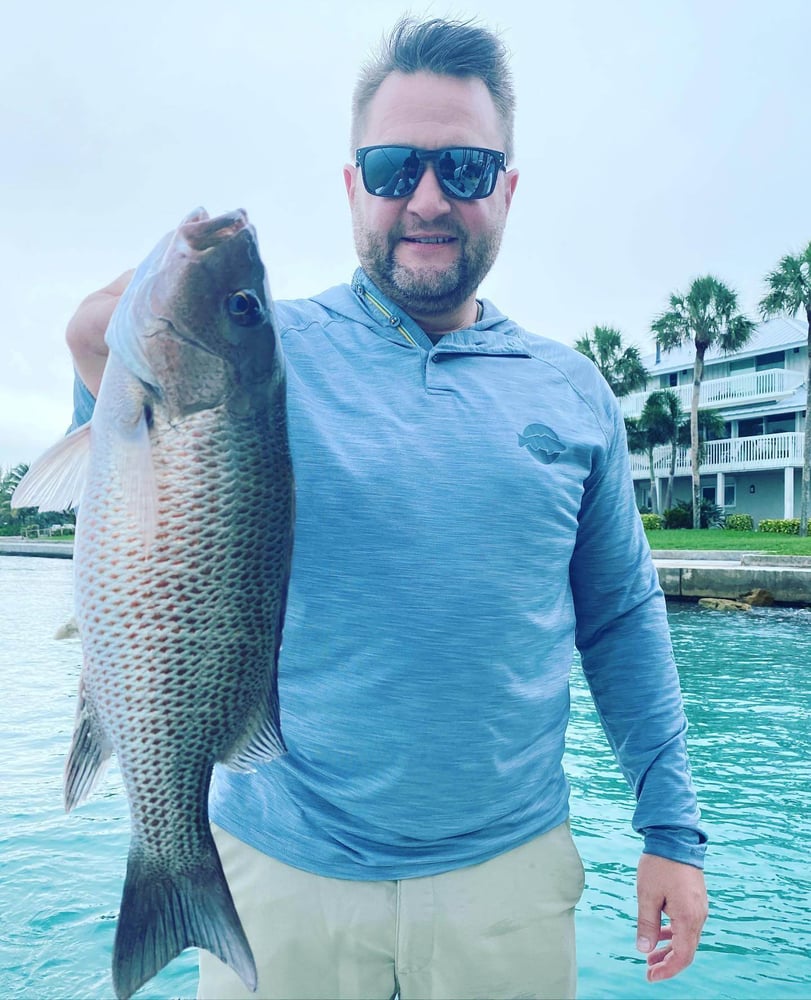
[1,0,808,469]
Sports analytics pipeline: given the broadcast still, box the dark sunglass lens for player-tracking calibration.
[439,148,497,199]
[363,147,421,197]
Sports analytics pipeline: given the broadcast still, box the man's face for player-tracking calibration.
[344,71,519,330]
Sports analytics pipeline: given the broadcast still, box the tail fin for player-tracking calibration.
[112,839,257,999]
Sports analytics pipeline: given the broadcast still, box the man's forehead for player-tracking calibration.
[359,71,505,151]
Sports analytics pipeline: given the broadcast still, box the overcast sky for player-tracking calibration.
[1,0,807,469]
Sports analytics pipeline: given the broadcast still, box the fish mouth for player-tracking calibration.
[178,208,252,251]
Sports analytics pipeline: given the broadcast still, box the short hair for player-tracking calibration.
[351,16,516,162]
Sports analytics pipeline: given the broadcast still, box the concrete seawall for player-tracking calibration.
[652,550,811,606]
[3,541,811,605]
[0,540,74,559]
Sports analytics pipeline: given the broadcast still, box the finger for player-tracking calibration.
[647,946,691,982]
[646,926,698,981]
[635,908,662,955]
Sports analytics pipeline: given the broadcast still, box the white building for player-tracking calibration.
[624,316,808,525]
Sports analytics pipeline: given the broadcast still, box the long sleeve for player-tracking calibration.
[569,396,707,868]
[69,373,96,431]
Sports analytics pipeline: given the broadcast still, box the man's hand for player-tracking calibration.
[636,853,708,982]
[66,269,134,397]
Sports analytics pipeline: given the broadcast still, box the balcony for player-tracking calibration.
[621,368,804,419]
[629,432,805,477]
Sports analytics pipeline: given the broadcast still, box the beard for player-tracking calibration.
[352,217,505,319]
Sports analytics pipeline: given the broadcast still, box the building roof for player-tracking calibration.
[721,385,807,421]
[642,316,807,374]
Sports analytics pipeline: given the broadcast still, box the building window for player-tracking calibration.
[765,413,797,434]
[755,351,785,371]
[730,357,754,374]
[738,417,764,438]
[702,483,736,508]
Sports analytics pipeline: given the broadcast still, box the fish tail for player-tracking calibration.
[517,433,527,447]
[112,837,257,999]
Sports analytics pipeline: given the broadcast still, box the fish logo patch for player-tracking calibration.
[518,423,565,465]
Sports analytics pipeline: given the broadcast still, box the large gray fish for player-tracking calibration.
[13,208,293,998]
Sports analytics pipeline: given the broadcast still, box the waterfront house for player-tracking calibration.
[624,316,808,525]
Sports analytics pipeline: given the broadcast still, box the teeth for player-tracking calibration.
[409,237,453,244]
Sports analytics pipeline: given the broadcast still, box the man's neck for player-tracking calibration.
[416,298,482,343]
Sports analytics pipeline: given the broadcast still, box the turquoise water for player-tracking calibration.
[1,555,809,999]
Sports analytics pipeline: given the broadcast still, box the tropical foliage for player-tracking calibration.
[724,513,754,531]
[0,464,74,536]
[574,325,648,398]
[759,239,811,536]
[663,498,724,530]
[640,390,683,512]
[626,392,724,515]
[624,416,663,513]
[651,276,755,529]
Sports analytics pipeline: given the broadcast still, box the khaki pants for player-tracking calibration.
[198,821,585,1000]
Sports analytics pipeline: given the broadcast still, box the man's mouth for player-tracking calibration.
[401,236,456,244]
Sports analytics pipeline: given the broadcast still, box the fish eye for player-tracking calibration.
[226,289,264,326]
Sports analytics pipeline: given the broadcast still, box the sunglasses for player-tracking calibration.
[355,145,507,201]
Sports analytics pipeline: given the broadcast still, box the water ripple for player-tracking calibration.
[2,561,810,998]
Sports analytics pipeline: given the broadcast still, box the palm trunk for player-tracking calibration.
[667,441,677,511]
[648,447,658,515]
[691,348,705,529]
[801,310,811,537]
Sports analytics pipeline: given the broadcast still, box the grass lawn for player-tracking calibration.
[645,529,811,555]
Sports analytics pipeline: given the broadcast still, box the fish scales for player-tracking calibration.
[13,208,293,999]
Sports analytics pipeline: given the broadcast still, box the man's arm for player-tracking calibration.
[568,388,708,979]
[66,269,133,397]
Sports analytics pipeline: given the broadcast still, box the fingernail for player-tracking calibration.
[637,936,652,953]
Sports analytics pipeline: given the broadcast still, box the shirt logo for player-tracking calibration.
[518,423,565,465]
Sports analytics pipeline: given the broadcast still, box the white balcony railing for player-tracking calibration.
[629,432,805,477]
[621,368,804,419]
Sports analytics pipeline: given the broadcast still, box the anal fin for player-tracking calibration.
[225,680,286,773]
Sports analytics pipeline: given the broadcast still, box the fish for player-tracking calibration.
[13,208,294,998]
[517,423,565,465]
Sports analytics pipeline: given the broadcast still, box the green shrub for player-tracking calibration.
[663,504,691,529]
[640,513,662,530]
[663,499,724,530]
[724,513,754,531]
[758,518,800,534]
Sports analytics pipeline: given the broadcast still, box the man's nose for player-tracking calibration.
[406,163,452,218]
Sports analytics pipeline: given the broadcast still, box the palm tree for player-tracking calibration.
[624,417,657,512]
[1,464,32,532]
[759,240,811,535]
[626,408,671,514]
[640,390,683,512]
[651,276,756,529]
[574,325,649,398]
[678,409,727,465]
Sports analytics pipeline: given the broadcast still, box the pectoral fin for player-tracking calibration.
[11,423,91,512]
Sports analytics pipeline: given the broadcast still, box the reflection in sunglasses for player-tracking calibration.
[356,145,506,201]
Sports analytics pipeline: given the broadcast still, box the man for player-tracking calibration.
[66,17,707,1000]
